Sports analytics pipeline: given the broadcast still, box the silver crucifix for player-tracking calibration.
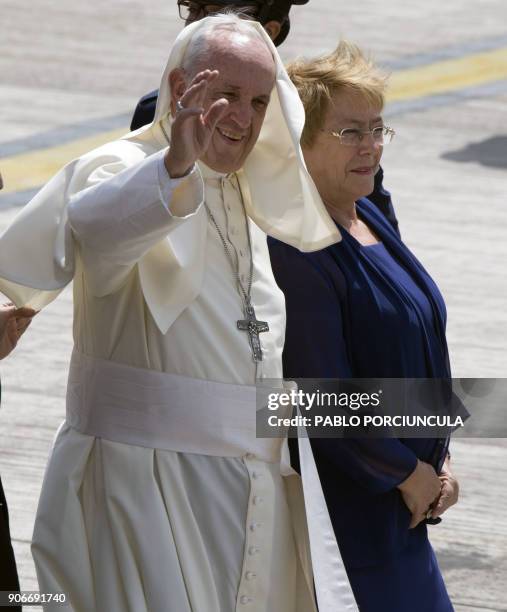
[237,304,270,362]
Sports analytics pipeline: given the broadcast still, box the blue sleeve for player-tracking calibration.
[311,437,418,494]
[269,239,417,493]
[268,240,351,379]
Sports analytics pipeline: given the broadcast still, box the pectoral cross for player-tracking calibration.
[237,304,270,362]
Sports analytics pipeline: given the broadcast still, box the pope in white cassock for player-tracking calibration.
[0,14,359,612]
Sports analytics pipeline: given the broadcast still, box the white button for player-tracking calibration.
[245,453,256,461]
[239,249,244,257]
[226,204,231,211]
[248,545,260,555]
[245,571,257,581]
[250,522,262,532]
[251,471,259,479]
[240,595,252,605]
[253,496,264,505]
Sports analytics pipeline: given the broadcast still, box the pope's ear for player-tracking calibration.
[168,68,187,117]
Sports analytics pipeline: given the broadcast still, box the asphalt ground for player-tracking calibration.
[1,1,506,610]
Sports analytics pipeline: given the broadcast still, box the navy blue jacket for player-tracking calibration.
[269,199,450,568]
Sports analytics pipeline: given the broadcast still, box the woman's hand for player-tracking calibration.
[164,70,229,178]
[431,457,459,518]
[398,459,442,528]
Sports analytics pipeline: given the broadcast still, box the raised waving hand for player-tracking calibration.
[165,70,229,177]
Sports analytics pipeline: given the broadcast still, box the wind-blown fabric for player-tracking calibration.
[0,18,339,334]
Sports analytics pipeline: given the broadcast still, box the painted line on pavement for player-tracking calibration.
[0,113,132,158]
[384,34,507,71]
[387,46,507,102]
[1,128,127,195]
[1,45,507,196]
[385,79,507,118]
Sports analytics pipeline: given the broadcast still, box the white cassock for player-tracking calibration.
[0,17,358,612]
[34,148,313,612]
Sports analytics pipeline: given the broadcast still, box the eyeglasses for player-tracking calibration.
[177,1,259,22]
[322,125,396,146]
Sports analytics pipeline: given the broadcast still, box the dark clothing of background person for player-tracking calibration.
[0,384,21,612]
[130,88,158,133]
[0,477,20,595]
[1,374,22,612]
[268,198,453,612]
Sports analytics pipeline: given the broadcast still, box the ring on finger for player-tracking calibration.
[176,99,185,114]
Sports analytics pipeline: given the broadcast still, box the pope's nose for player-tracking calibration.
[228,103,253,130]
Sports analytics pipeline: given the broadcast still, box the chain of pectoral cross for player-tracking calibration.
[160,119,269,362]
[204,178,269,363]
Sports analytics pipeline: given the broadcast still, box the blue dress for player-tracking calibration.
[269,198,454,612]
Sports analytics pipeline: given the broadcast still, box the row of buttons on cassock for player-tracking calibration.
[238,453,268,607]
[221,177,250,284]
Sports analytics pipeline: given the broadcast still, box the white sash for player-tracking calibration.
[66,350,358,612]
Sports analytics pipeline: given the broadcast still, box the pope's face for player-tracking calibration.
[190,38,276,173]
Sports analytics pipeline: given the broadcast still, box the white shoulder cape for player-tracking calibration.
[0,18,340,334]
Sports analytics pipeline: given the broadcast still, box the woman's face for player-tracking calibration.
[303,90,384,208]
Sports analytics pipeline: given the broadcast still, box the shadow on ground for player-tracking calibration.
[437,547,495,572]
[442,136,507,169]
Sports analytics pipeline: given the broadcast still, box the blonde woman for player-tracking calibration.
[269,42,458,612]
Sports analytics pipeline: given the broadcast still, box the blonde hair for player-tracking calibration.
[287,41,389,147]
